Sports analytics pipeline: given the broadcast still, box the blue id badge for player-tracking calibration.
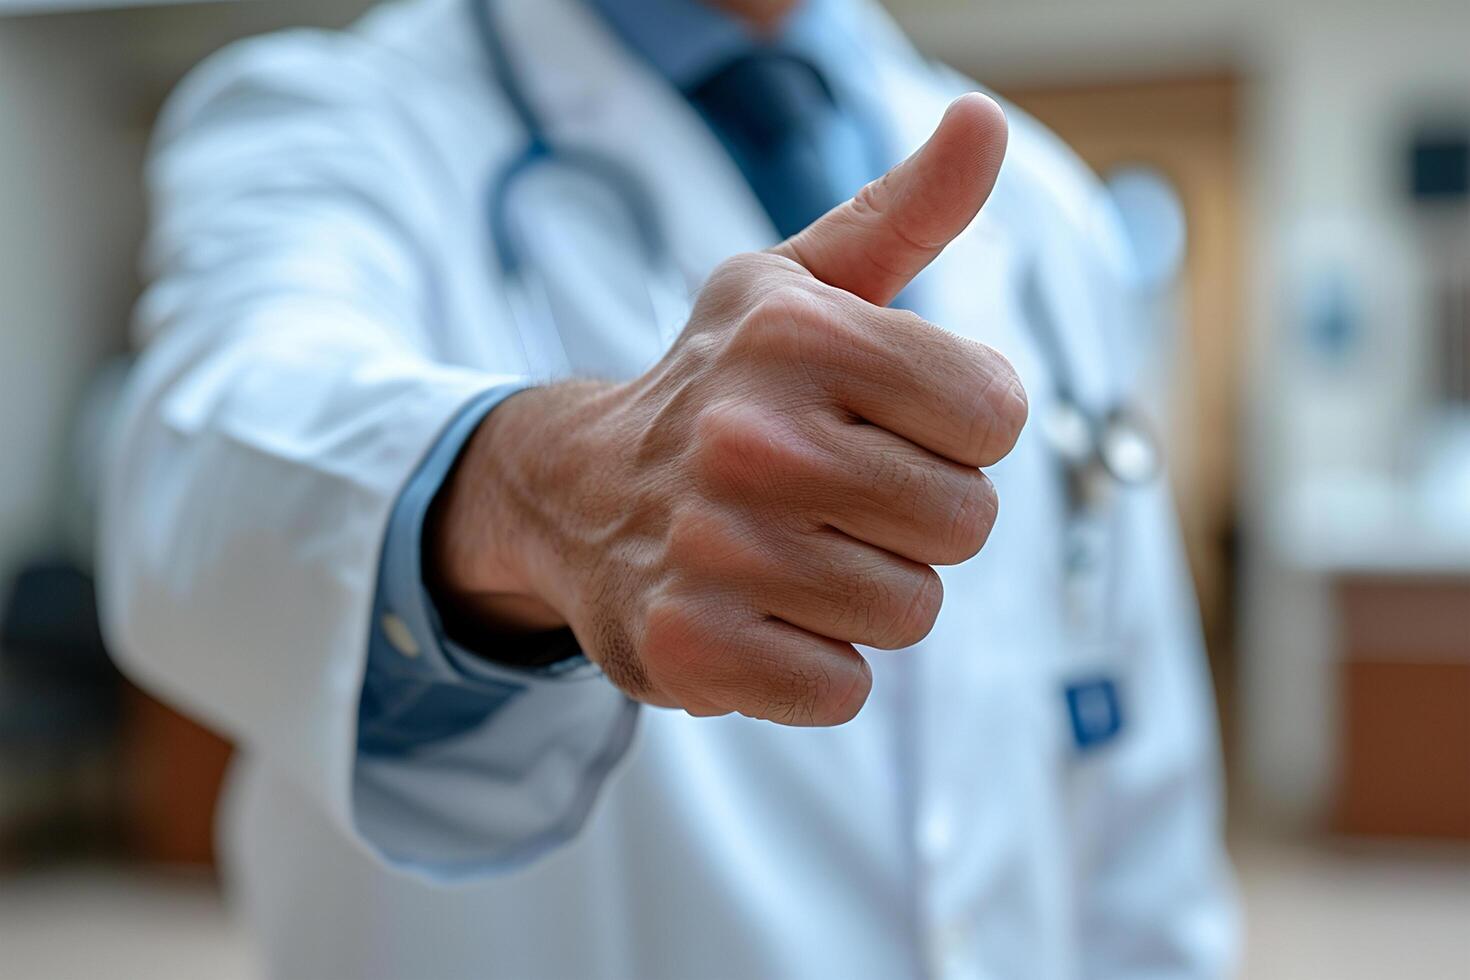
[1064,676,1125,752]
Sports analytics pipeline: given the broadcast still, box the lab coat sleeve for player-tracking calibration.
[97,33,636,880]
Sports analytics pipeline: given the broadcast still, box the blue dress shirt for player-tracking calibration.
[360,0,899,755]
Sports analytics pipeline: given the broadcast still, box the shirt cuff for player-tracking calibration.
[359,381,599,757]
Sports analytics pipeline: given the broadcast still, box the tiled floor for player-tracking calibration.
[0,865,256,980]
[1233,835,1470,979]
[0,835,1466,979]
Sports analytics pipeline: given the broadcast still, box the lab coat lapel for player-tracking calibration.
[497,0,777,291]
[495,0,1035,379]
[869,41,1035,369]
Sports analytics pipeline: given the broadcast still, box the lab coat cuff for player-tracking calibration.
[361,380,607,756]
[353,376,639,875]
[360,382,520,753]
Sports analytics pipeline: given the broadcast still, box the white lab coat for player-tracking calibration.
[98,0,1238,977]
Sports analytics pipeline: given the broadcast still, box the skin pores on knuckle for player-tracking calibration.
[830,555,896,638]
[701,253,776,314]
[663,504,772,590]
[866,445,934,515]
[692,401,816,503]
[889,567,944,649]
[942,472,999,564]
[723,284,816,366]
[638,595,721,700]
[755,663,831,726]
[692,622,872,727]
[805,542,927,650]
[786,655,872,727]
[721,641,841,727]
[967,353,1029,464]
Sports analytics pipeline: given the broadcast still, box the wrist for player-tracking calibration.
[425,381,619,632]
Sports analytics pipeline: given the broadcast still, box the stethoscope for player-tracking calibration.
[470,0,1161,512]
[471,0,689,376]
[1018,263,1162,514]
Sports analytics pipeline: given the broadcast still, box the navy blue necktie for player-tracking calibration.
[686,51,849,240]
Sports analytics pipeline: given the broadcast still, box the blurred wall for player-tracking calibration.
[0,0,371,578]
[0,0,372,820]
[0,18,140,571]
[1239,1,1470,828]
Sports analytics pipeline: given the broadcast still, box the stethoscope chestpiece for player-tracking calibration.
[1097,405,1161,487]
[1041,399,1096,471]
[1043,397,1161,512]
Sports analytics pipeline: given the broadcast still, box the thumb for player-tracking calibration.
[771,92,1008,307]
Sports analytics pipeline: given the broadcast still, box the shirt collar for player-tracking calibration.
[586,0,858,92]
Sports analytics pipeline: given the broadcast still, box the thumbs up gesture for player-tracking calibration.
[431,95,1026,725]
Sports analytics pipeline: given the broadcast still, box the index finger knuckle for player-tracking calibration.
[757,655,871,727]
[963,348,1028,466]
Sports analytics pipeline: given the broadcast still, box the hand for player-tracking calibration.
[430,94,1025,725]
